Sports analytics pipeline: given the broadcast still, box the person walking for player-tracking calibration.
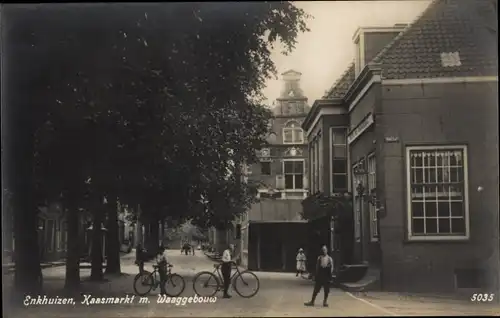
[221,244,236,299]
[304,245,333,307]
[156,245,169,296]
[296,248,307,277]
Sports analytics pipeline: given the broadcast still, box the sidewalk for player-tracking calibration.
[2,261,66,274]
[350,291,500,316]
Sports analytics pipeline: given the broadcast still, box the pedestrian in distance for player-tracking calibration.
[183,242,190,255]
[304,245,334,307]
[156,245,169,296]
[296,248,307,277]
[221,243,237,299]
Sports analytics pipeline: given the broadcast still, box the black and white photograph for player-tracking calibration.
[2,1,499,317]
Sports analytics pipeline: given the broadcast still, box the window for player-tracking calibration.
[331,128,348,194]
[56,220,61,250]
[352,162,362,242]
[283,160,304,190]
[47,220,55,252]
[260,162,271,175]
[315,138,320,190]
[310,142,316,193]
[367,154,378,241]
[61,221,68,250]
[283,121,304,144]
[406,146,469,240]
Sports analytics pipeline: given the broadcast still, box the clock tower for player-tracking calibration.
[275,69,308,116]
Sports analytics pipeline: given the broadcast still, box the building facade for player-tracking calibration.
[240,70,311,272]
[303,0,498,292]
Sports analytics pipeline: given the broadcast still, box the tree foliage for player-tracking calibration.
[301,193,353,221]
[4,2,310,295]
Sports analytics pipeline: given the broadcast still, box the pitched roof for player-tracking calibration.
[325,0,497,98]
[324,63,355,99]
[373,0,498,80]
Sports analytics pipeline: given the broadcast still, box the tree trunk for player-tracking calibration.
[90,198,104,281]
[64,198,81,290]
[105,195,121,275]
[12,196,42,298]
[136,205,143,248]
[160,219,165,246]
[151,218,160,249]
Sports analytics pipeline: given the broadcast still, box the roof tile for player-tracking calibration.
[326,0,497,98]
[324,63,355,99]
[373,0,497,79]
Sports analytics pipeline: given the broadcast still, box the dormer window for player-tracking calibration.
[353,25,406,78]
[283,120,304,144]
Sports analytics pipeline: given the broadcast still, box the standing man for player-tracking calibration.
[135,244,145,274]
[221,244,237,299]
[156,245,169,296]
[304,245,333,307]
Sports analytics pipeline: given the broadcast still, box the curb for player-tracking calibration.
[338,279,380,293]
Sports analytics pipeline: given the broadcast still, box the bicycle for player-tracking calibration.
[192,262,260,298]
[133,263,185,297]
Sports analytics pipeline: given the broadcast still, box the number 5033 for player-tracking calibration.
[470,293,495,302]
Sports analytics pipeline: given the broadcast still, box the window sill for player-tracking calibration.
[406,235,470,243]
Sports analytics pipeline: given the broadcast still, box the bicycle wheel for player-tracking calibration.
[133,271,154,296]
[193,271,219,297]
[165,273,186,297]
[233,270,259,298]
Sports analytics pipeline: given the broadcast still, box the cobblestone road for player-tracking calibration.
[4,250,500,317]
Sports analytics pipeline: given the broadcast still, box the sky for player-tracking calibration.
[262,0,432,104]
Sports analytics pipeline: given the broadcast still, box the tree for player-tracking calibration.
[4,2,310,296]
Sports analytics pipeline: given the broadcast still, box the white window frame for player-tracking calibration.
[405,145,470,241]
[351,161,363,243]
[367,153,378,242]
[283,120,304,144]
[330,127,349,195]
[282,158,305,190]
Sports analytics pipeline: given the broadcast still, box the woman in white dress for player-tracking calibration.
[296,248,307,277]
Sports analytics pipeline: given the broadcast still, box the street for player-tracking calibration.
[4,250,499,317]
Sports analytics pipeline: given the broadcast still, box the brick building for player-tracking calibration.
[303,0,498,292]
[239,70,311,272]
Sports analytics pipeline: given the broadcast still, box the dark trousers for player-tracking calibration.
[159,267,167,295]
[312,269,330,302]
[138,262,144,274]
[221,262,232,296]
